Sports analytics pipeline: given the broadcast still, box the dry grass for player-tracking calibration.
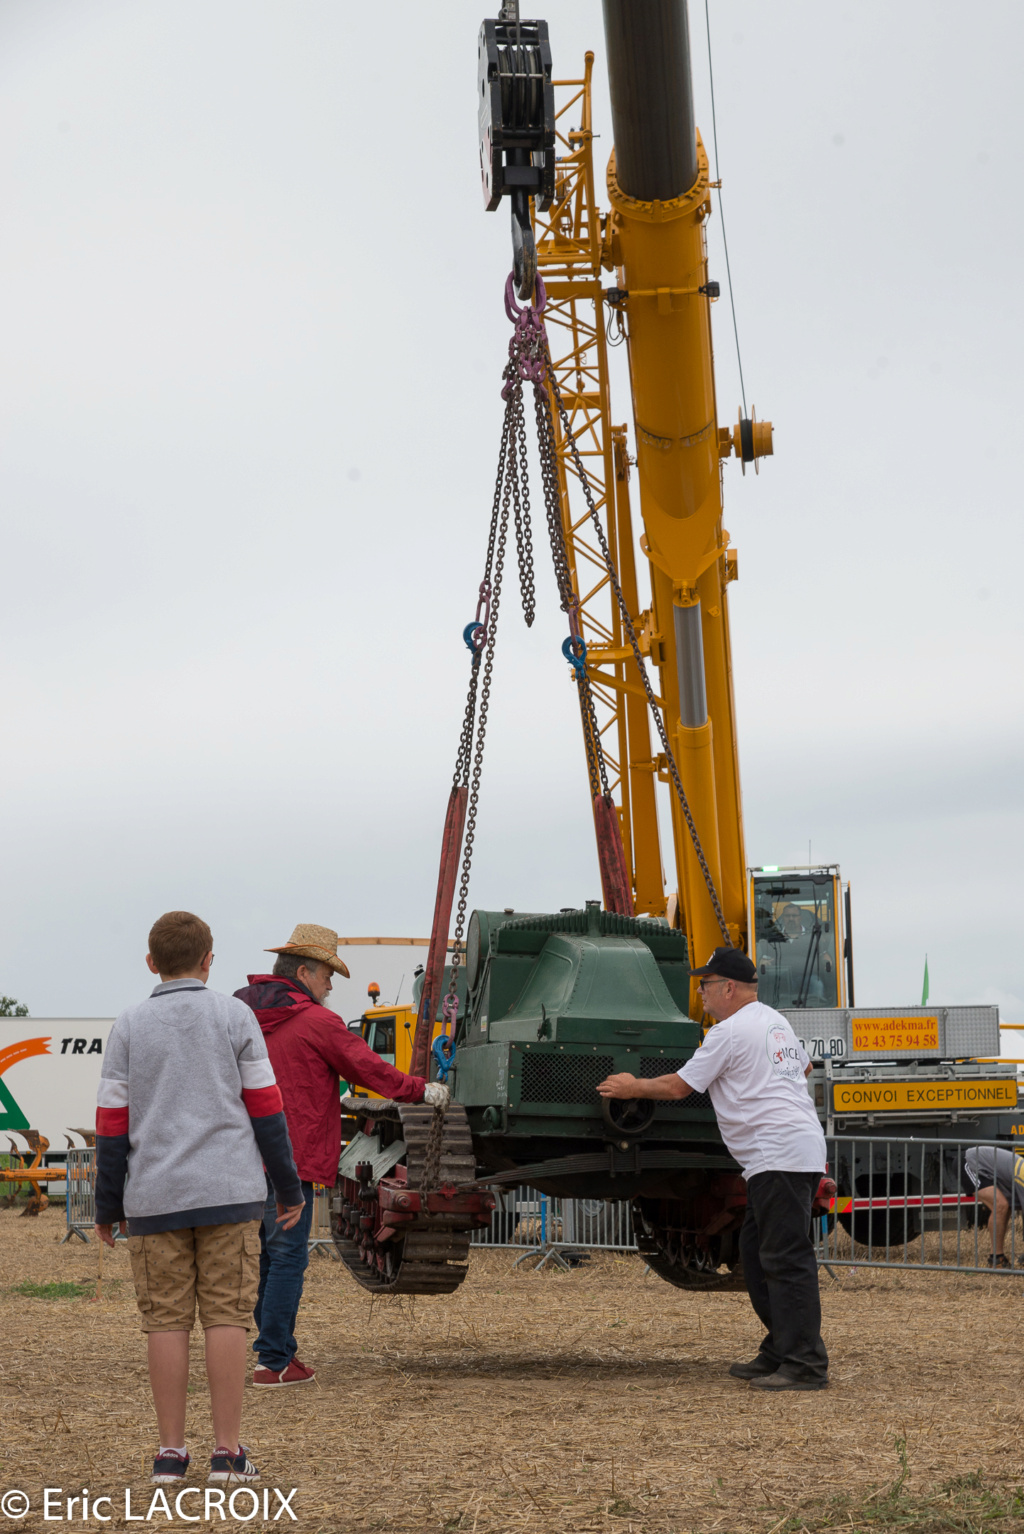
[2,1208,1024,1532]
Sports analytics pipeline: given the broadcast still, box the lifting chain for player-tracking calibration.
[421,1106,445,1195]
[534,384,611,801]
[422,281,543,1187]
[425,270,731,1189]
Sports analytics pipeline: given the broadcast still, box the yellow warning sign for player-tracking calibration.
[832,1079,1018,1113]
[851,1016,939,1053]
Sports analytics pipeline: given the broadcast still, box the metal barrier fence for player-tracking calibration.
[46,1135,1024,1279]
[63,1148,96,1244]
[817,1134,1022,1276]
[309,1184,339,1258]
[56,1167,339,1253]
[470,1185,636,1270]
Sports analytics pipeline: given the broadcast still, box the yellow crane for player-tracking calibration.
[528,1,770,1012]
[325,1,1017,1297]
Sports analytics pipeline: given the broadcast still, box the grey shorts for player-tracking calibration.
[964,1147,1024,1207]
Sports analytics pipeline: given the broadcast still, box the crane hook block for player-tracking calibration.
[478,16,555,213]
[479,13,555,300]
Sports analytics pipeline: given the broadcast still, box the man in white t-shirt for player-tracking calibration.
[597,945,829,1391]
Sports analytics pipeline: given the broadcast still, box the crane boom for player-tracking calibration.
[600,0,772,995]
[603,0,698,200]
[474,3,772,1010]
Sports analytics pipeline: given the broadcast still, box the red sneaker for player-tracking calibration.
[253,1358,316,1388]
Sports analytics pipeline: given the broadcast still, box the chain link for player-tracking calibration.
[434,277,730,1134]
[421,1104,446,1192]
[540,347,733,948]
[436,338,539,1058]
[533,385,610,800]
[509,384,537,628]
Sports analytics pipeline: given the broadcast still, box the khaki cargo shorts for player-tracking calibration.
[127,1220,261,1333]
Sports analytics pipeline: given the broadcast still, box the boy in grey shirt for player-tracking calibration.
[95,911,304,1487]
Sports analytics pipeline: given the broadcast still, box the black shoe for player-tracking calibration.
[728,1356,778,1380]
[987,1253,1012,1269]
[208,1446,260,1484]
[151,1450,190,1484]
[749,1370,829,1392]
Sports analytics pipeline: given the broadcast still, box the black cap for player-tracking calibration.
[691,946,757,983]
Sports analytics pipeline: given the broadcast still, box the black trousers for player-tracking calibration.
[739,1169,829,1381]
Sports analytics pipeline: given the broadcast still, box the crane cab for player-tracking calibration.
[748,865,852,1010]
[347,964,467,1099]
[347,1005,417,1097]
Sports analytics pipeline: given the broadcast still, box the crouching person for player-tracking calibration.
[964,1145,1024,1267]
[235,924,449,1387]
[94,911,305,1487]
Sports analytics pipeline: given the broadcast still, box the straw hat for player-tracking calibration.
[266,923,351,978]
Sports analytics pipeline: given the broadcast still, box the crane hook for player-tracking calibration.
[511,196,537,301]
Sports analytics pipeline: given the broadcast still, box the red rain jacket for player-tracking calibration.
[235,974,426,1186]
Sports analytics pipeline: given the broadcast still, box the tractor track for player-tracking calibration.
[331,1103,477,1295]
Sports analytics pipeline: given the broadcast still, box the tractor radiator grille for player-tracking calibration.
[520,1053,615,1104]
[638,1057,710,1111]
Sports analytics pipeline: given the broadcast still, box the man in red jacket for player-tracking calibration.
[235,923,445,1387]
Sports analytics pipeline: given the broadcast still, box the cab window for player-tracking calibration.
[752,875,839,1009]
[362,1015,396,1065]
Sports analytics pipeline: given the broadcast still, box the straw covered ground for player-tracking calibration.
[2,1207,1023,1533]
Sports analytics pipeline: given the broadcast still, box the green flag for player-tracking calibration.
[921,954,930,1006]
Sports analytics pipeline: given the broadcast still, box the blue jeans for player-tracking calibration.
[253,1178,314,1371]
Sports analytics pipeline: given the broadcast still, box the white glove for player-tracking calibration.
[423,1082,450,1109]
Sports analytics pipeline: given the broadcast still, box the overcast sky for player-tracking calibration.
[1,1,1021,1039]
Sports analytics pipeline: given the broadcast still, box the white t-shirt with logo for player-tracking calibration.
[677,999,826,1180]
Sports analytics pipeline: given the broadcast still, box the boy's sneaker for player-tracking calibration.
[151,1450,190,1484]
[253,1358,316,1388]
[208,1446,260,1484]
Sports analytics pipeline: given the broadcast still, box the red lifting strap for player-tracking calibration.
[411,786,468,1077]
[593,794,634,918]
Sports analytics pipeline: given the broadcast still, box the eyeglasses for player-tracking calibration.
[698,975,726,990]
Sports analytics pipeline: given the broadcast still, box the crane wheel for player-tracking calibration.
[330,1102,477,1295]
[836,1172,921,1250]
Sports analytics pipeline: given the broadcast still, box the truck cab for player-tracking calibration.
[347,964,466,1099]
[749,864,848,1010]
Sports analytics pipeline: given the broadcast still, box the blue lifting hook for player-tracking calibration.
[432,1034,456,1084]
[562,634,587,679]
[432,992,459,1083]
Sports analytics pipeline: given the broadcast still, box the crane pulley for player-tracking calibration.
[477,3,555,300]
